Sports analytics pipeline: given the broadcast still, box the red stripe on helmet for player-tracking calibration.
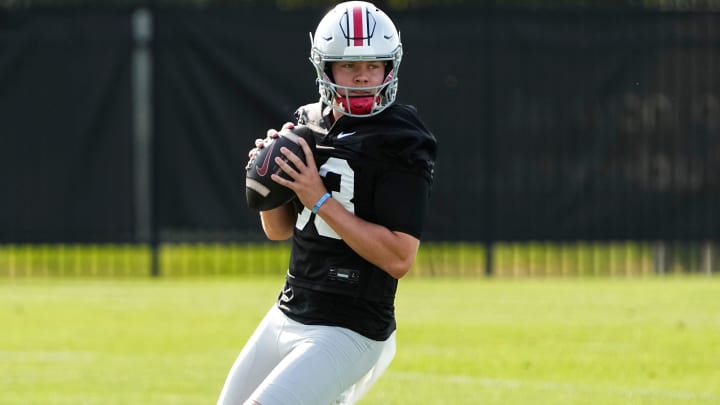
[352,6,364,46]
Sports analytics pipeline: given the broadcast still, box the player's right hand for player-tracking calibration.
[248,122,296,159]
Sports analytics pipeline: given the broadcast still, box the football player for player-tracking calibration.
[218,2,437,404]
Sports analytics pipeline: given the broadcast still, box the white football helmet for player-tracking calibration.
[309,1,403,117]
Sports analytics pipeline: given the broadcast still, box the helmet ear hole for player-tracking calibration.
[324,64,335,82]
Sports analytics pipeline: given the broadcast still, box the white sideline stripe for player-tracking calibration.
[389,371,718,402]
[246,178,271,197]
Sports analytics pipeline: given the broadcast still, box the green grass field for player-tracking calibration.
[2,276,719,404]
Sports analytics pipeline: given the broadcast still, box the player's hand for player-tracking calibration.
[248,122,295,159]
[270,136,327,212]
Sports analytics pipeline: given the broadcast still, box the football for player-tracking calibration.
[245,125,317,211]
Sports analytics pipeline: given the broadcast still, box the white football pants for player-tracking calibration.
[217,304,396,405]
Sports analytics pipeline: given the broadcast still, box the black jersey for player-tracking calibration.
[276,102,437,341]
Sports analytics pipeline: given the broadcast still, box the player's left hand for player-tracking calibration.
[270,137,328,212]
[247,122,294,159]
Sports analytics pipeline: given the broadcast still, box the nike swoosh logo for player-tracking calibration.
[255,141,276,176]
[337,131,356,139]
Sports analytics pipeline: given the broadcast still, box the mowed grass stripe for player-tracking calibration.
[1,277,718,404]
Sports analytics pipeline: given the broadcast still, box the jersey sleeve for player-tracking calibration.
[373,170,431,239]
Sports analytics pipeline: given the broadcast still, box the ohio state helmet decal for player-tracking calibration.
[340,5,376,46]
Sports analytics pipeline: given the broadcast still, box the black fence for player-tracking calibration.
[1,7,719,247]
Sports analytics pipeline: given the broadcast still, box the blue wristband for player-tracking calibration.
[312,192,332,214]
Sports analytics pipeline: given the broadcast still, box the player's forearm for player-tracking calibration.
[316,198,419,279]
[260,204,296,240]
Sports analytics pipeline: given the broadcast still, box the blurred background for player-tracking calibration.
[1,0,718,278]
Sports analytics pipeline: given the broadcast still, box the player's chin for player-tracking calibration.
[338,91,371,97]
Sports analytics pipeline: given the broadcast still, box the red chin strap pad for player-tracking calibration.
[339,96,377,115]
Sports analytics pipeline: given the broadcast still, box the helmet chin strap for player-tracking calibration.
[337,95,379,115]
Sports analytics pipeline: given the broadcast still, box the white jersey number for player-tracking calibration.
[295,157,355,239]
